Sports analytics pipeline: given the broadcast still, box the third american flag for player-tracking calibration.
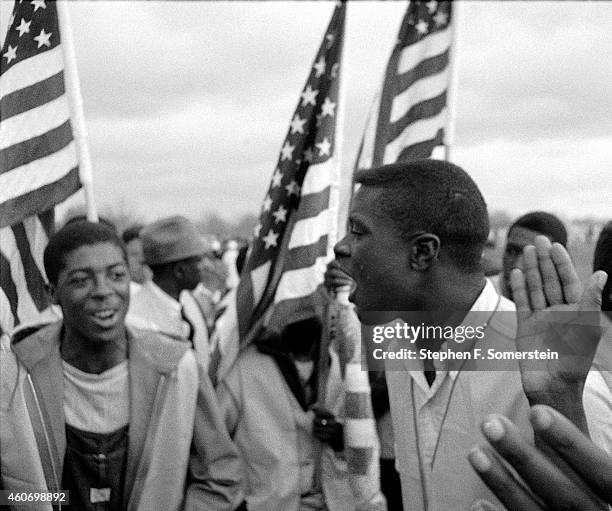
[357,0,453,169]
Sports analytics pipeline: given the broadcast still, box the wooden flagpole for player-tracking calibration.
[56,1,98,222]
[444,0,461,163]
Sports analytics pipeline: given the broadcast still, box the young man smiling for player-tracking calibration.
[0,221,242,510]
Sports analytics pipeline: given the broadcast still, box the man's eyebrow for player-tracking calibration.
[66,262,126,274]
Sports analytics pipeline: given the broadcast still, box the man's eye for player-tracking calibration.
[350,225,364,235]
[70,276,90,286]
[110,269,128,281]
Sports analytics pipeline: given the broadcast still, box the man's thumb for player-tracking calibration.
[580,271,608,310]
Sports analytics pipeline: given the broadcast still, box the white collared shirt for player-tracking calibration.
[394,279,502,471]
[127,281,210,369]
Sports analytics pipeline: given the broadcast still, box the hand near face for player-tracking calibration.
[509,235,607,412]
[468,405,611,511]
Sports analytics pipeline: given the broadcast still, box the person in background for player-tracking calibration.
[216,315,357,511]
[0,221,243,510]
[594,220,612,321]
[127,215,211,370]
[121,223,152,287]
[499,211,567,299]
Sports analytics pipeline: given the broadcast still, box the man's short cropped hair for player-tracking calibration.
[510,212,567,247]
[63,214,118,234]
[354,159,489,273]
[122,224,144,244]
[44,221,127,286]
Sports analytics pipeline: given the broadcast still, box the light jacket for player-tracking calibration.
[0,322,243,511]
[216,342,356,511]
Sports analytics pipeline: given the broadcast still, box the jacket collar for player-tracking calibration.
[11,321,190,501]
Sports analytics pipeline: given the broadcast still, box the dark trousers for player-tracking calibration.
[380,458,403,511]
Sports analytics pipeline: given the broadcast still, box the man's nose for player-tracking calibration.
[92,274,113,296]
[334,236,350,258]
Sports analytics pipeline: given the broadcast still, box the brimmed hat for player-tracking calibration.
[142,216,205,265]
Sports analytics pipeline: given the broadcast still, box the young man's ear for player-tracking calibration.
[409,234,440,271]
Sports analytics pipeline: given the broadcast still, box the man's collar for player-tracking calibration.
[144,280,181,312]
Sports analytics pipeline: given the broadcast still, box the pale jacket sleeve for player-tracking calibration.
[183,366,244,511]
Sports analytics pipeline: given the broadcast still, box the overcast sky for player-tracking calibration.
[2,1,611,223]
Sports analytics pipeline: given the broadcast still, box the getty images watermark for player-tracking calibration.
[358,311,610,372]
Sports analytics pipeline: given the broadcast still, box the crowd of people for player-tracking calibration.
[0,158,610,511]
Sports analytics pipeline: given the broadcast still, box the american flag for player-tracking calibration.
[357,0,453,169]
[212,3,346,380]
[236,2,346,339]
[1,0,81,332]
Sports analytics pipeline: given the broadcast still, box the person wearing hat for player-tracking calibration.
[127,215,212,370]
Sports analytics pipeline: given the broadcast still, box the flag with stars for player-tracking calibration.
[239,1,346,339]
[1,0,81,332]
[357,0,453,169]
[211,3,346,378]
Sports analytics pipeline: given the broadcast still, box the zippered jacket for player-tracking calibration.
[0,322,243,510]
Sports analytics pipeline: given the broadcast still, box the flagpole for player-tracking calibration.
[56,1,98,222]
[444,0,461,163]
[330,1,349,248]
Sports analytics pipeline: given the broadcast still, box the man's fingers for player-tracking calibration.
[468,445,543,511]
[550,242,582,303]
[534,236,563,305]
[480,414,603,509]
[510,269,531,312]
[579,271,608,312]
[523,246,547,311]
[531,405,612,502]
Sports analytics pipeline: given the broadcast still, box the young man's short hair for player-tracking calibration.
[354,159,489,273]
[510,211,567,246]
[44,221,127,286]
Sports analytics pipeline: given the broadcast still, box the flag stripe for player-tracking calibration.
[384,109,447,164]
[0,141,78,203]
[396,49,449,95]
[0,251,19,323]
[0,119,73,174]
[0,94,71,150]
[397,128,445,161]
[24,214,51,281]
[389,91,447,142]
[397,27,452,75]
[391,64,449,123]
[0,225,40,326]
[0,71,65,121]
[0,167,79,229]
[283,235,328,273]
[10,223,48,310]
[300,160,333,196]
[293,187,330,222]
[275,258,328,303]
[287,209,329,250]
[0,46,64,98]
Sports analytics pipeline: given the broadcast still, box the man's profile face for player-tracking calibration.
[125,237,147,284]
[334,186,414,313]
[176,255,204,291]
[54,242,130,343]
[502,226,543,298]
